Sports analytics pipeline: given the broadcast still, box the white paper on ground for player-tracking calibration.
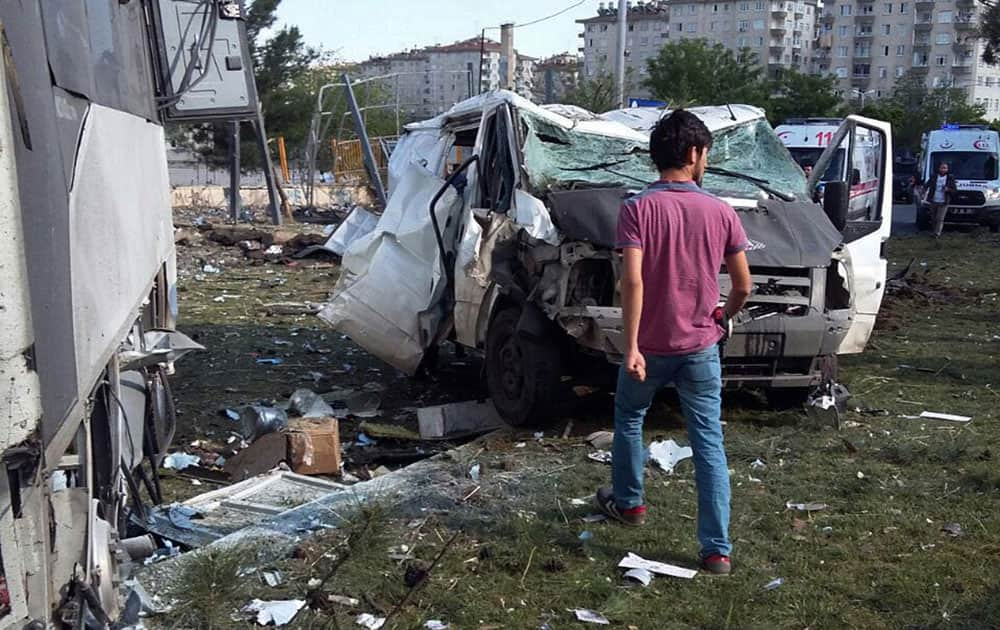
[242,599,305,626]
[919,411,972,423]
[572,609,610,624]
[356,613,386,629]
[647,439,693,474]
[162,452,201,471]
[618,552,698,579]
[624,568,653,586]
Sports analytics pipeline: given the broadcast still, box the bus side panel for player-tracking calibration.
[0,2,80,444]
[68,104,174,398]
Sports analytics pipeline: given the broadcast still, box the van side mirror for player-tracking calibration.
[823,181,849,231]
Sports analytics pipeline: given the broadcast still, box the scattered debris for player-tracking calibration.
[585,430,614,450]
[572,609,610,625]
[582,513,607,523]
[623,568,653,587]
[328,595,360,607]
[424,621,449,630]
[256,358,285,366]
[289,389,336,419]
[587,450,613,464]
[356,432,377,447]
[262,571,283,587]
[647,439,693,474]
[360,422,422,441]
[762,578,785,591]
[356,613,386,629]
[578,531,594,541]
[618,552,697,579]
[287,418,343,475]
[469,463,481,482]
[241,599,305,626]
[162,452,201,471]
[919,411,972,423]
[822,526,834,535]
[238,406,289,442]
[941,522,964,537]
[346,391,382,418]
[417,400,505,439]
[786,501,828,512]
[750,458,766,470]
[806,382,851,428]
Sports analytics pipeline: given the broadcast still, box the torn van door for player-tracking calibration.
[809,116,893,354]
[318,139,464,374]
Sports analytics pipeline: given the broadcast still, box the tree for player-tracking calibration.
[765,69,842,125]
[644,39,768,108]
[979,0,1000,64]
[563,70,636,113]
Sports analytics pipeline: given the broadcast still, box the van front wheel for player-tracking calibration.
[485,308,562,426]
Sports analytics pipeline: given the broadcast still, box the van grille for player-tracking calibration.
[952,190,986,206]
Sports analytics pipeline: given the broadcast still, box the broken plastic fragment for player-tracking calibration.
[918,411,971,423]
[572,609,610,625]
[618,552,697,579]
[647,439,693,474]
[623,568,653,587]
[763,578,785,591]
[941,522,964,537]
[469,463,481,482]
[588,450,613,464]
[425,621,449,630]
[786,501,828,512]
[263,571,283,587]
[750,458,766,470]
[356,433,377,447]
[289,388,336,419]
[162,453,201,471]
[582,513,607,523]
[256,358,284,365]
[241,599,305,626]
[356,613,386,629]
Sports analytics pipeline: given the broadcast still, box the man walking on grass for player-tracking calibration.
[594,110,752,575]
[924,161,956,238]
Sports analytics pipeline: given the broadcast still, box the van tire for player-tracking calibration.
[485,307,562,426]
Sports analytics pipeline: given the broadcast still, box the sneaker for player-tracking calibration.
[700,554,732,575]
[593,487,646,526]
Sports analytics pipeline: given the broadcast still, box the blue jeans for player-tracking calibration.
[612,344,732,558]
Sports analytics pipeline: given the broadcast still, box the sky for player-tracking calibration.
[274,0,599,62]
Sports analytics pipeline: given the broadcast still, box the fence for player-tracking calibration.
[330,136,398,183]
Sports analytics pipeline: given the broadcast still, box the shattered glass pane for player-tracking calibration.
[520,112,808,201]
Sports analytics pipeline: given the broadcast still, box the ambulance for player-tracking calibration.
[775,118,845,179]
[918,124,1000,232]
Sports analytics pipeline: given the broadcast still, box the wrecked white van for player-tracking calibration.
[320,91,893,424]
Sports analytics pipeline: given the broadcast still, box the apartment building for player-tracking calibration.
[819,0,1000,115]
[358,38,536,119]
[534,53,582,103]
[578,0,819,98]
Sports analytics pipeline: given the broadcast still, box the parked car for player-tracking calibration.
[893,157,918,203]
[320,92,894,424]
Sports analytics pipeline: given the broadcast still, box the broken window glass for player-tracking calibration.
[520,112,808,202]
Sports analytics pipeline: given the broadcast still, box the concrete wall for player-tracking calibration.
[171,184,375,209]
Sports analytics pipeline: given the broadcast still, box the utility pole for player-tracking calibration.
[615,0,628,109]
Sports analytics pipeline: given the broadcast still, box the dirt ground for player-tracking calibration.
[153,211,1000,629]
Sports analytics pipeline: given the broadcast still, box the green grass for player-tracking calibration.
[159,230,1000,629]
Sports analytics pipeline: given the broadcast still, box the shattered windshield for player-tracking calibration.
[521,113,809,201]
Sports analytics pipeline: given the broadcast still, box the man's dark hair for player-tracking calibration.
[650,109,713,172]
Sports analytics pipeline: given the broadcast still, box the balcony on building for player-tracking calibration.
[913,36,931,50]
[956,0,974,6]
[953,39,973,54]
[953,59,974,72]
[821,12,835,24]
[855,28,874,39]
[954,15,976,30]
[770,22,787,34]
[851,75,872,87]
[915,0,935,9]
[771,2,788,17]
[854,13,876,24]
[769,40,785,53]
[915,15,933,30]
[854,50,872,60]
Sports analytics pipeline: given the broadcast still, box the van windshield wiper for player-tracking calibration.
[705,166,796,202]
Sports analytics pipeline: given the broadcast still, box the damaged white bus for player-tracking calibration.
[0,1,260,626]
[321,92,893,424]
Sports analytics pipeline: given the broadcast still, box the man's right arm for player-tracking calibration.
[724,250,752,318]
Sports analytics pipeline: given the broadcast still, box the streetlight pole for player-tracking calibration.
[853,88,876,109]
[615,0,628,109]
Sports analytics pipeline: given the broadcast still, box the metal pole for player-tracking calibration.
[395,73,401,136]
[615,0,628,109]
[253,105,283,225]
[343,73,388,207]
[479,29,487,94]
[229,121,241,222]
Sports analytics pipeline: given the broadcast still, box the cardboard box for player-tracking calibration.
[224,418,341,480]
[286,418,342,475]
